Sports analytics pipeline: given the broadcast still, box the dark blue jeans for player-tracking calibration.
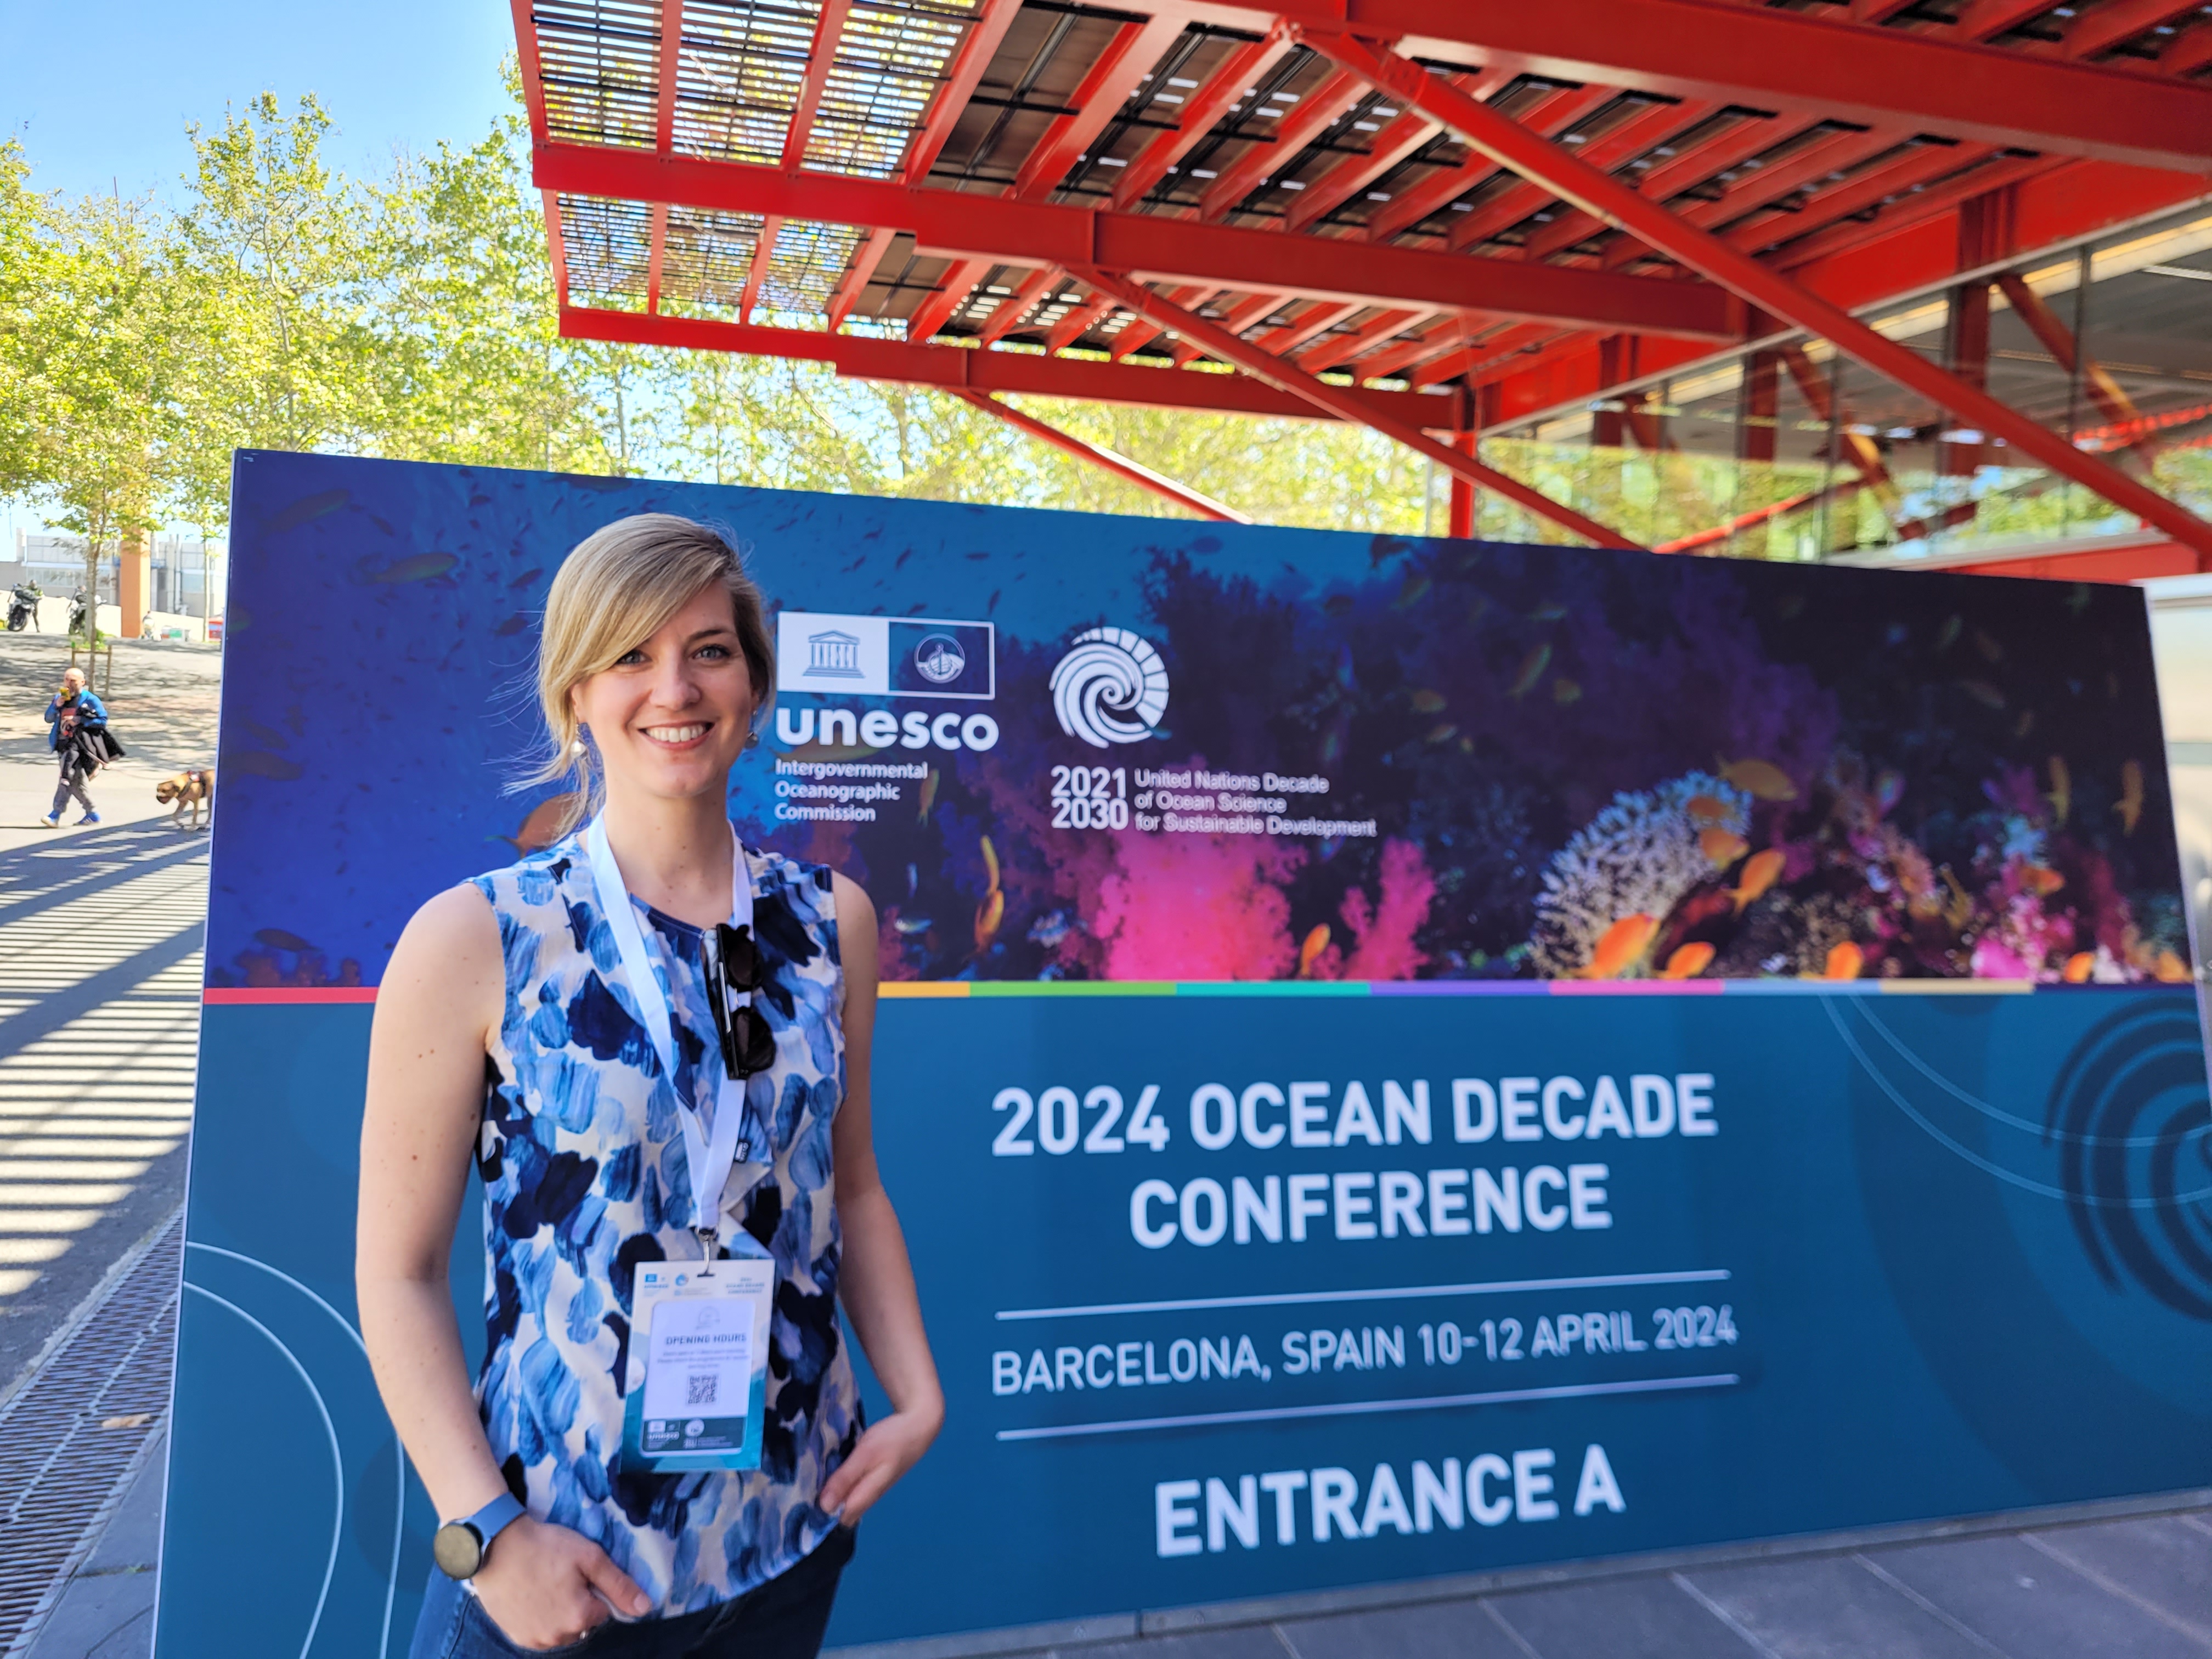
[410,1526,854,1659]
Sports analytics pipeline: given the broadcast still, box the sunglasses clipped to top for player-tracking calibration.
[702,921,777,1082]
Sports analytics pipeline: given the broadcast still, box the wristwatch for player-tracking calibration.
[433,1491,527,1580]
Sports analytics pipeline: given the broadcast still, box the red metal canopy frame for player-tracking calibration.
[514,0,2212,556]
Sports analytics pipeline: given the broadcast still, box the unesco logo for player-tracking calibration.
[913,633,967,685]
[1049,627,1169,748]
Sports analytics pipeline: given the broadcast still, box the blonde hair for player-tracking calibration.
[525,514,775,835]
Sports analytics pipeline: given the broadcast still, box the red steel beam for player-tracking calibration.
[737,217,782,323]
[1110,282,1214,359]
[907,257,994,342]
[1297,307,1432,373]
[1015,12,1190,200]
[1196,69,1373,220]
[1434,93,1702,255]
[1046,291,1121,352]
[825,225,895,331]
[974,267,1064,346]
[1111,31,1289,211]
[560,303,1466,429]
[532,141,1746,338]
[2063,0,2201,59]
[2163,24,2212,74]
[1514,106,1783,262]
[1285,106,1444,235]
[1068,267,1644,546]
[902,0,1024,182]
[1249,0,2212,170]
[955,390,1253,522]
[1300,30,2212,562]
[782,0,854,170]
[646,0,681,313]
[1994,273,2147,438]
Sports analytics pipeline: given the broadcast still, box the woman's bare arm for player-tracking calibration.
[817,873,944,1525]
[358,884,648,1644]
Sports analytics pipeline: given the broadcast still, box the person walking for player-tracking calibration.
[41,668,108,827]
[358,515,942,1658]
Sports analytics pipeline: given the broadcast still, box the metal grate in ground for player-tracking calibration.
[0,1210,179,1657]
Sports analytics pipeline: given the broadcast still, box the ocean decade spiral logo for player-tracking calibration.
[1048,627,1170,748]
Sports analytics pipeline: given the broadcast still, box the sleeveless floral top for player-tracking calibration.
[469,831,860,1613]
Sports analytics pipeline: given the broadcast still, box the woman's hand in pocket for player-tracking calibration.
[471,1516,652,1651]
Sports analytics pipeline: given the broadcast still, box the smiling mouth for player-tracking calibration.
[642,723,712,746]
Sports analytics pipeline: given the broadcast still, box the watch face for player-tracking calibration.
[432,1521,484,1580]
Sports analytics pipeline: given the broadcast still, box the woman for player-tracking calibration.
[359,515,942,1658]
[41,667,107,827]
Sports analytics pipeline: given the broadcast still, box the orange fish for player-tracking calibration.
[1730,848,1786,912]
[1426,723,1458,743]
[1506,644,1551,699]
[918,768,940,823]
[2063,952,2095,984]
[504,795,581,855]
[1717,758,1797,802]
[1577,913,1659,980]
[1657,941,1714,979]
[1699,827,1748,866]
[974,887,1005,952]
[2114,760,2144,834]
[980,835,1001,894]
[1821,941,1863,981]
[1940,866,1972,930]
[1297,924,1331,979]
[2045,756,2070,827]
[1409,689,1447,713]
[1551,678,1582,705]
[1959,679,2006,710]
[2155,949,2191,985]
[1686,794,1734,823]
[2020,865,2065,897]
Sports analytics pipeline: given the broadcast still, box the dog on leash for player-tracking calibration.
[155,768,215,831]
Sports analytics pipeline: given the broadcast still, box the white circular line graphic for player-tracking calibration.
[1049,627,1169,748]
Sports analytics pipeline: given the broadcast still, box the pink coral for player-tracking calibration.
[1339,839,1438,981]
[1095,832,1306,980]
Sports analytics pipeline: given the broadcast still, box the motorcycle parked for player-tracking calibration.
[5,583,38,632]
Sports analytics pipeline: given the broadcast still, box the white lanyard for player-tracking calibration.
[585,817,757,1240]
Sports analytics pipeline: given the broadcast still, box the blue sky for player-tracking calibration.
[1,0,516,204]
[3,0,517,550]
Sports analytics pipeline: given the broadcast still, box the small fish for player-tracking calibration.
[980,835,1001,894]
[1393,574,1432,610]
[1973,628,2003,664]
[906,864,918,899]
[1875,770,1904,814]
[974,888,1006,952]
[1730,848,1787,912]
[254,928,314,952]
[1717,758,1797,802]
[1937,614,1962,651]
[2013,710,2035,740]
[267,489,348,533]
[1686,794,1734,823]
[2115,759,2144,833]
[357,551,461,585]
[918,768,940,822]
[1297,924,1332,979]
[1657,941,1714,980]
[1409,689,1447,713]
[1577,913,1660,980]
[1940,866,1972,930]
[1425,723,1458,743]
[509,567,545,591]
[1506,643,1551,699]
[1821,941,1863,981]
[2064,584,2093,616]
[2020,866,2064,897]
[1551,678,1581,705]
[1700,827,1749,866]
[494,613,531,637]
[222,749,303,780]
[2155,949,2191,985]
[893,915,935,935]
[1530,601,1567,622]
[2063,952,2096,984]
[1958,679,2006,710]
[503,797,578,855]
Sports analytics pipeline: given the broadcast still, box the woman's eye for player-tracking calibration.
[616,648,648,665]
[695,644,731,661]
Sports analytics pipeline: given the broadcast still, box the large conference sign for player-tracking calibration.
[161,450,2212,1657]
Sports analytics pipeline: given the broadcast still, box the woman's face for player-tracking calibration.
[569,582,756,809]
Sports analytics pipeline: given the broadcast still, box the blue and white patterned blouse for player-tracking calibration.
[469,831,860,1613]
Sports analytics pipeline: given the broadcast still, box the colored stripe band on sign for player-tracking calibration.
[201,977,2074,1005]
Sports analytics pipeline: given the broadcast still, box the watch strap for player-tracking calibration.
[464,1491,527,1558]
